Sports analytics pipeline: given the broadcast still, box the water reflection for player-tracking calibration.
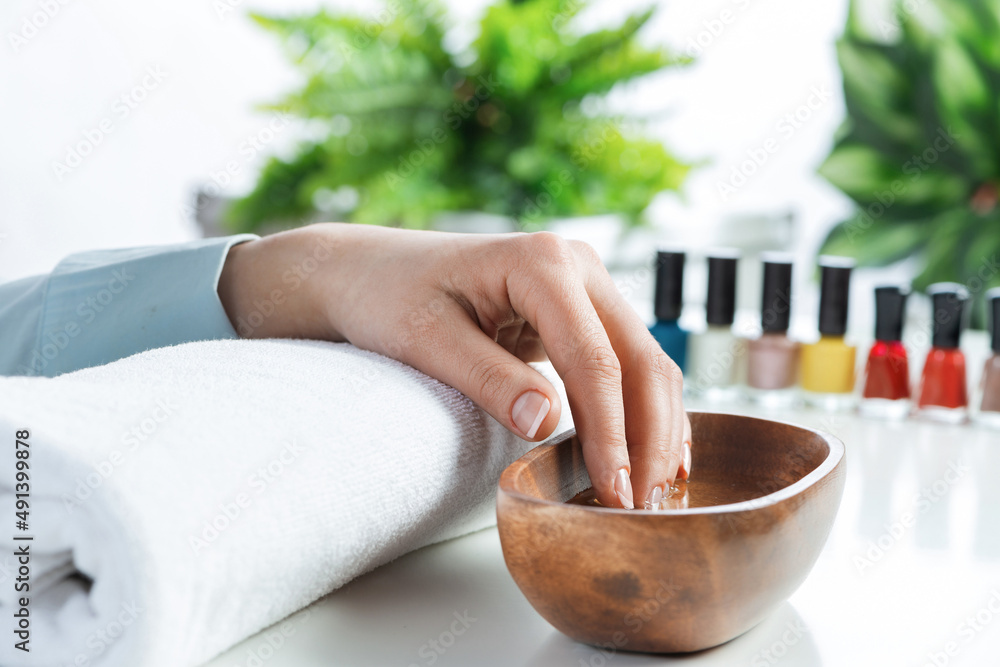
[912,425,961,551]
[853,419,907,543]
[974,436,1000,560]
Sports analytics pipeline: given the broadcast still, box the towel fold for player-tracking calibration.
[0,339,571,667]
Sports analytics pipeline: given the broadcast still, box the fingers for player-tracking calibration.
[577,242,686,508]
[399,301,563,443]
[506,234,633,509]
[679,412,693,481]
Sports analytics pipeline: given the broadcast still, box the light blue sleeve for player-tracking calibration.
[0,234,258,377]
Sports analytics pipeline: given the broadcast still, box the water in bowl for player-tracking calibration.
[566,474,772,510]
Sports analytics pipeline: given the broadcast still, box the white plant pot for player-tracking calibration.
[431,211,518,234]
[546,214,627,266]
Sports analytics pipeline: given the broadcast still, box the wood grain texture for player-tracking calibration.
[496,411,846,653]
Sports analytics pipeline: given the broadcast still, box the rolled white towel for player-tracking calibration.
[0,339,571,667]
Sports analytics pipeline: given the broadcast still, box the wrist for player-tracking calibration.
[218,227,345,341]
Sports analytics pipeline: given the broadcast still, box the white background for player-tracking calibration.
[0,0,852,281]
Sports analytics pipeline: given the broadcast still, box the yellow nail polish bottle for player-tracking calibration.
[801,257,857,410]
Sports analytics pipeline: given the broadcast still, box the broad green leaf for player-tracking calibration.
[932,38,996,176]
[818,144,906,198]
[820,218,931,266]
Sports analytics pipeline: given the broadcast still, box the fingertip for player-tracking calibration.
[642,483,664,511]
[511,390,549,439]
[677,413,693,480]
[511,385,561,441]
[677,440,692,481]
[613,467,634,510]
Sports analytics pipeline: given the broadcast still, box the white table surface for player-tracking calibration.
[203,402,1000,667]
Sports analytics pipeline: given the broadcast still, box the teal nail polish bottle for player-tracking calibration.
[649,250,688,372]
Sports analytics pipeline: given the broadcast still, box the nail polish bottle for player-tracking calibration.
[801,257,857,411]
[649,250,688,372]
[977,288,1000,428]
[860,286,911,420]
[746,253,799,407]
[687,250,745,400]
[916,283,969,423]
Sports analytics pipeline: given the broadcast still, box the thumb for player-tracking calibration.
[403,315,563,441]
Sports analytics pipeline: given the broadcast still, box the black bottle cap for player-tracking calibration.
[817,256,854,336]
[873,285,909,342]
[989,287,1000,354]
[706,250,739,326]
[928,283,968,349]
[654,250,685,321]
[760,252,793,333]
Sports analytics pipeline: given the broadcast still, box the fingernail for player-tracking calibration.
[678,441,692,480]
[614,468,634,510]
[644,484,663,511]
[512,390,550,439]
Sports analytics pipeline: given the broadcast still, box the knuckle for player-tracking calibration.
[641,339,682,391]
[645,447,675,469]
[651,343,682,380]
[568,239,602,267]
[467,355,511,408]
[576,341,623,385]
[522,231,574,269]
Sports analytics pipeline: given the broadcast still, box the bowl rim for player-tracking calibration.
[498,410,846,516]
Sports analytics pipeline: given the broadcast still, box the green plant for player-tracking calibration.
[819,0,1000,324]
[227,0,690,231]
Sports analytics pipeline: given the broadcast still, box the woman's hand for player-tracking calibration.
[218,223,691,509]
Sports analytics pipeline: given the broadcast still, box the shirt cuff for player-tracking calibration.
[29,234,259,377]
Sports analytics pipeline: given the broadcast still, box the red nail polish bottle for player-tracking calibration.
[860,286,910,419]
[916,283,969,423]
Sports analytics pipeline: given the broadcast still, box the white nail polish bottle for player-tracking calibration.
[687,250,746,402]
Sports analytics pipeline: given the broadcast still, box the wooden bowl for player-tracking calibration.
[496,411,846,653]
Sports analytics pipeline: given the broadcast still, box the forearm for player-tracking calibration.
[0,235,257,377]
